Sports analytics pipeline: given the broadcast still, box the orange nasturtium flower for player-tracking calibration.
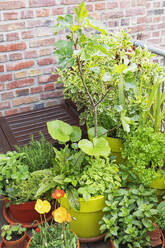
[35,199,51,214]
[52,207,72,223]
[52,189,65,199]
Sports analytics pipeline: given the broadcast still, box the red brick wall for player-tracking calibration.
[0,0,165,116]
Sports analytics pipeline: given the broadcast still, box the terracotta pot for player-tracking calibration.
[2,231,27,248]
[27,237,80,248]
[3,198,52,225]
[110,227,165,248]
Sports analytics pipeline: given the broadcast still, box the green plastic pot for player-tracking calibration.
[59,195,105,238]
[106,137,123,163]
[150,173,165,190]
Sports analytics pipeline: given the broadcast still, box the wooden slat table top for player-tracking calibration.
[0,104,80,153]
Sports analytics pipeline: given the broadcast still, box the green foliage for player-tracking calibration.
[0,151,29,196]
[29,223,78,248]
[122,125,165,186]
[47,120,82,143]
[78,137,110,157]
[78,157,121,201]
[16,133,55,172]
[6,170,51,204]
[155,195,165,230]
[99,185,158,248]
[1,224,26,241]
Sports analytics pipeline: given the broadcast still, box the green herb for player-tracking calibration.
[99,185,158,248]
[16,133,55,172]
[1,224,26,241]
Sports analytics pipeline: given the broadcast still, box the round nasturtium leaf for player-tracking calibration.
[47,120,73,143]
[70,126,82,142]
[78,139,93,156]
[93,137,110,157]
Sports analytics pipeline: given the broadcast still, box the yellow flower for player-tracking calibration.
[52,207,72,223]
[35,199,51,214]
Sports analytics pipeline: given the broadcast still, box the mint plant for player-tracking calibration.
[99,185,158,248]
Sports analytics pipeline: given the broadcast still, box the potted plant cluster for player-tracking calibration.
[0,2,165,247]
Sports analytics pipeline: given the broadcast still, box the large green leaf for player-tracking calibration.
[78,137,110,157]
[88,126,108,139]
[70,126,82,142]
[47,120,73,143]
[78,139,93,156]
[93,137,110,157]
[66,187,80,211]
[35,182,55,198]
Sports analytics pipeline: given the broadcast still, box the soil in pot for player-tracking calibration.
[2,232,27,248]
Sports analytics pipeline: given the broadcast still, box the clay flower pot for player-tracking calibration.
[2,232,27,248]
[27,237,80,248]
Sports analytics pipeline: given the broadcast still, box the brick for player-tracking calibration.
[1,92,14,100]
[16,89,29,97]
[46,101,57,107]
[29,38,55,48]
[61,0,81,4]
[27,19,43,28]
[0,22,25,32]
[15,71,27,79]
[6,32,19,41]
[29,69,41,76]
[52,7,64,15]
[41,90,63,99]
[7,60,34,71]
[126,8,145,17]
[33,103,45,110]
[137,16,147,24]
[30,86,43,94]
[36,28,52,37]
[29,0,56,7]
[0,74,12,82]
[20,106,33,112]
[7,78,34,89]
[42,67,54,74]
[38,74,58,83]
[0,42,26,52]
[95,3,105,10]
[148,9,164,15]
[24,50,38,59]
[13,95,39,106]
[0,112,3,117]
[0,34,4,42]
[37,57,55,66]
[21,10,34,19]
[0,1,25,10]
[44,83,55,91]
[3,12,18,20]
[0,101,10,110]
[21,30,34,39]
[107,2,118,9]
[0,65,4,72]
[86,4,94,11]
[39,48,52,56]
[36,9,49,17]
[120,1,131,8]
[103,11,123,19]
[0,55,7,63]
[0,84,5,91]
[9,52,23,61]
[56,82,63,88]
[5,109,18,116]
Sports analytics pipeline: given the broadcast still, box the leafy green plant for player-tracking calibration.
[0,152,29,196]
[99,185,158,248]
[155,194,165,231]
[36,120,117,210]
[1,224,26,241]
[16,133,55,172]
[122,124,165,186]
[54,2,165,138]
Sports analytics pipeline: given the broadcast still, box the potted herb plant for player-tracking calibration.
[1,134,55,226]
[122,124,165,189]
[35,119,121,239]
[99,185,165,248]
[1,224,27,248]
[27,197,79,248]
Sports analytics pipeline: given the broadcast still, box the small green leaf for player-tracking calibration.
[66,187,80,211]
[70,126,82,142]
